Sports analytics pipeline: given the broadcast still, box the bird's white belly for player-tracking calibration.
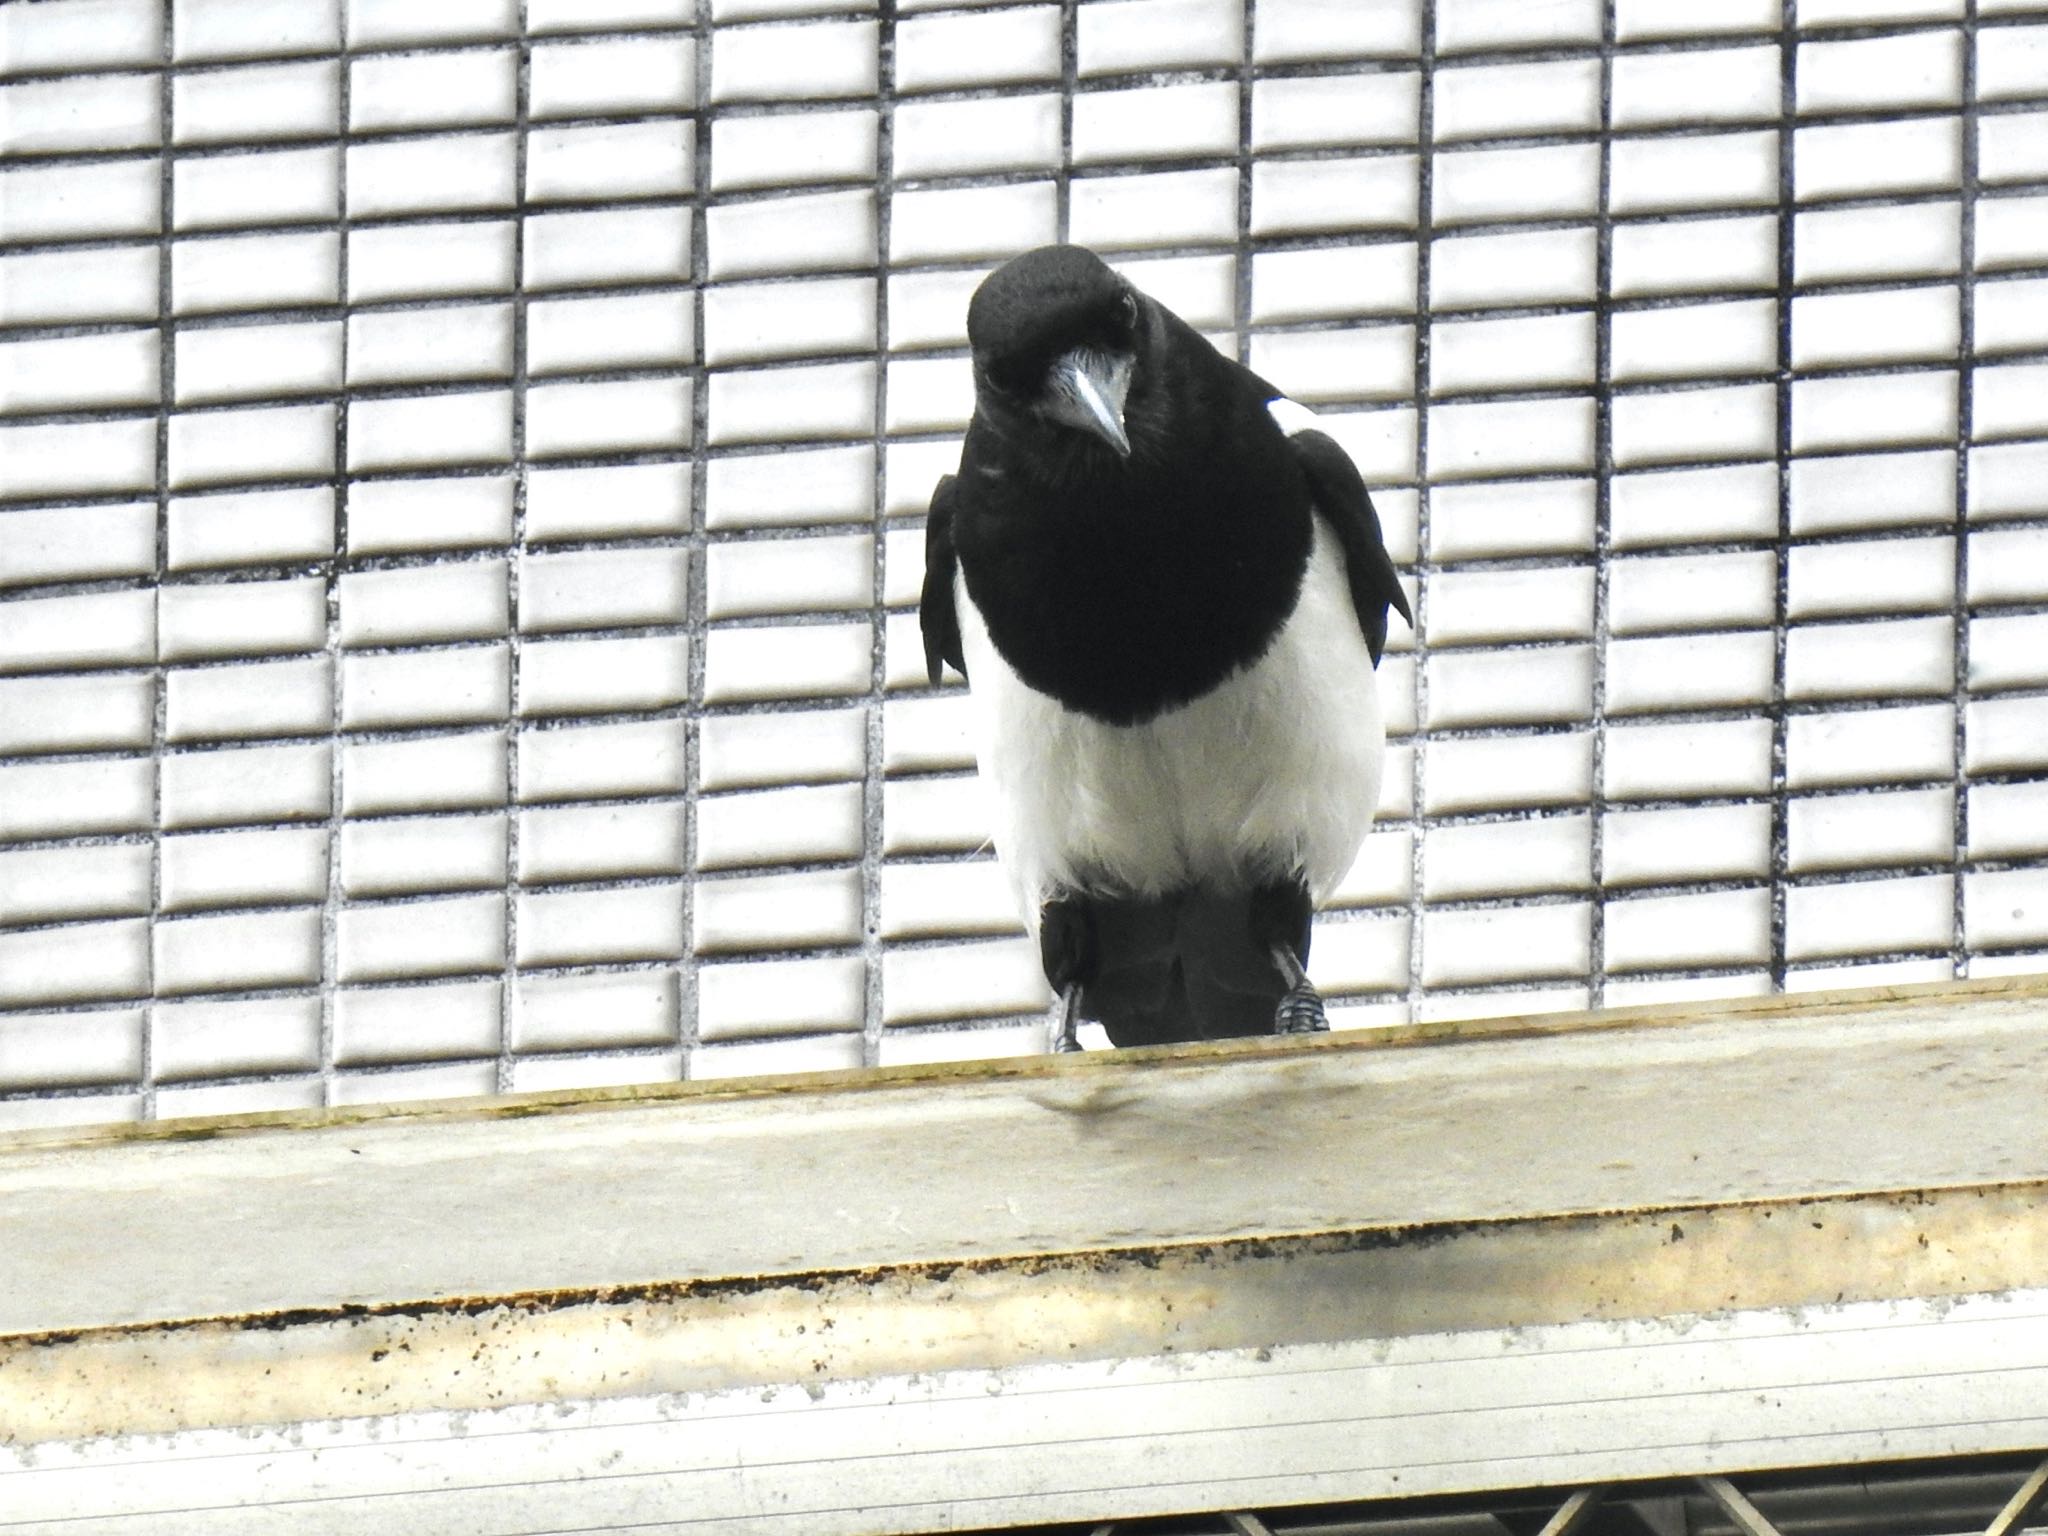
[955,516,1387,918]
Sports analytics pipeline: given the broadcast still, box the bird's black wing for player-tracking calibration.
[920,472,966,685]
[1288,428,1413,665]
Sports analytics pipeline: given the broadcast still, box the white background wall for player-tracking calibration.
[1,0,2045,1129]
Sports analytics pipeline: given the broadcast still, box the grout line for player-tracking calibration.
[1406,0,1437,1024]
[1954,0,1981,983]
[1768,1,1800,995]
[1587,0,1618,1012]
[1055,0,1076,242]
[861,1,897,1066]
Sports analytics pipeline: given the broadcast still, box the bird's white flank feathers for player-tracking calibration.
[955,512,1386,920]
[1265,396,1321,439]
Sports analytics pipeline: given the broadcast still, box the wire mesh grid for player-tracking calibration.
[2,0,2047,1126]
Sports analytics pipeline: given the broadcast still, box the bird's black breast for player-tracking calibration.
[951,392,1314,727]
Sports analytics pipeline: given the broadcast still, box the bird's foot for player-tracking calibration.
[1274,981,1327,1035]
[1048,983,1085,1053]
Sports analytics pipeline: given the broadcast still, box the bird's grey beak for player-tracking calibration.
[1045,347,1133,458]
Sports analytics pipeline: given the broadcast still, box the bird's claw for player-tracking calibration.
[1049,984,1085,1053]
[1274,982,1327,1035]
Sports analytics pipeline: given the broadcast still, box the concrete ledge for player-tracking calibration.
[3,975,2047,1532]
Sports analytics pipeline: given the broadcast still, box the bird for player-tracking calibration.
[920,244,1412,1052]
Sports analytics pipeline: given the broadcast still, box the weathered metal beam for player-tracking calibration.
[2,975,2046,1533]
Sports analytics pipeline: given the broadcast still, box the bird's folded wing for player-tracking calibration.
[1286,428,1414,665]
[920,473,967,685]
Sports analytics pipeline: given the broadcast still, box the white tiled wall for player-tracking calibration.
[2,0,2046,1126]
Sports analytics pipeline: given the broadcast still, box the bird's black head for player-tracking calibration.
[966,245,1144,459]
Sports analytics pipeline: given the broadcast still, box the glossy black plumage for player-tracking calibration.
[920,245,1411,1048]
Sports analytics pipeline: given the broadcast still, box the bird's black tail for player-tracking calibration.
[1044,882,1312,1049]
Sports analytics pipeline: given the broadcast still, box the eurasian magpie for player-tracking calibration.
[920,244,1412,1051]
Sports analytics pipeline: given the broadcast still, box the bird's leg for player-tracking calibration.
[1269,941,1327,1034]
[1039,895,1095,1054]
[1252,879,1326,1035]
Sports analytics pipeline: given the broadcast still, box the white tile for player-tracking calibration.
[881,935,1048,1025]
[518,548,688,633]
[1976,192,2048,273]
[0,0,161,73]
[1791,285,1959,371]
[1967,695,2048,776]
[1426,568,1592,647]
[1603,804,1773,886]
[0,419,157,503]
[528,462,691,542]
[1610,214,1778,299]
[159,826,327,913]
[1432,227,1598,309]
[881,693,977,775]
[1252,73,1417,153]
[527,121,694,205]
[1424,733,1595,814]
[1604,718,1775,800]
[511,971,677,1052]
[1975,361,2048,442]
[1970,780,2048,859]
[1796,118,1961,202]
[0,159,158,243]
[0,671,153,757]
[1422,816,1589,901]
[1433,58,1600,142]
[1787,873,1953,961]
[1072,81,1237,165]
[157,575,324,661]
[1427,644,1592,729]
[709,109,877,193]
[896,6,1059,92]
[694,868,861,953]
[343,730,506,816]
[1078,0,1238,73]
[174,0,338,60]
[345,133,516,220]
[702,622,873,704]
[153,908,321,996]
[1786,615,1954,700]
[347,305,512,387]
[1799,0,1956,20]
[346,389,511,474]
[337,892,506,982]
[516,718,687,803]
[1611,45,1781,130]
[175,319,342,405]
[701,706,864,790]
[167,401,335,489]
[1965,868,2048,951]
[875,1022,1042,1069]
[879,859,1021,940]
[1420,902,1591,987]
[1256,0,1419,61]
[710,19,877,103]
[698,782,865,871]
[1434,142,1599,226]
[342,645,510,729]
[0,330,158,415]
[347,477,513,557]
[346,0,516,45]
[705,534,872,621]
[1081,164,1236,246]
[1437,0,1599,51]
[706,190,875,280]
[527,293,694,376]
[1251,325,1414,404]
[896,95,1061,180]
[174,145,337,231]
[1972,612,2048,693]
[527,377,693,459]
[1609,551,1777,634]
[165,655,332,742]
[1972,441,2048,520]
[1976,276,2048,358]
[341,815,507,898]
[1611,131,1779,217]
[0,589,156,672]
[1,246,158,327]
[1433,479,1595,560]
[0,760,152,841]
[1606,889,1773,973]
[884,355,972,436]
[1979,24,2048,102]
[530,36,696,117]
[0,1008,144,1092]
[685,948,860,1042]
[1969,526,2048,605]
[1978,110,2048,186]
[508,1052,685,1094]
[0,918,150,1008]
[707,360,874,446]
[1799,31,1961,113]
[1613,382,1777,468]
[1611,299,1777,384]
[0,503,156,590]
[1787,702,1955,788]
[703,278,874,367]
[1429,312,1592,396]
[890,181,1058,264]
[520,633,691,718]
[1790,787,1955,873]
[161,742,330,828]
[518,886,685,967]
[1795,201,1959,285]
[526,206,692,290]
[518,802,688,884]
[1428,397,1594,480]
[1789,449,1953,535]
[159,1076,323,1118]
[880,775,990,858]
[1788,536,1954,620]
[332,980,501,1066]
[349,49,517,132]
[0,844,153,928]
[1252,156,1417,239]
[348,220,516,304]
[329,1062,499,1107]
[1607,631,1776,714]
[172,59,339,145]
[169,487,333,573]
[692,1028,865,1073]
[1792,370,1957,454]
[339,561,507,648]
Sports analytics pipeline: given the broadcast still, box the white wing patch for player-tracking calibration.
[1266,396,1320,438]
